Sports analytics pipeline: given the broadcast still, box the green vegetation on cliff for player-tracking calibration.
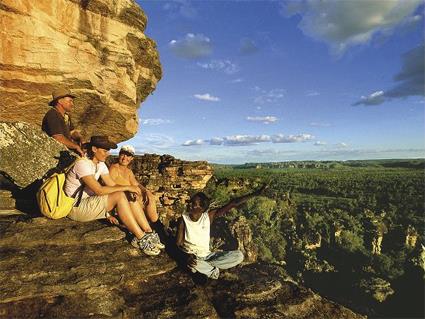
[207,159,424,318]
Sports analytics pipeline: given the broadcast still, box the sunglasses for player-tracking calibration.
[119,151,134,157]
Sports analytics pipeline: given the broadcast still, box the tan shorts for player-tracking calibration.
[67,195,108,222]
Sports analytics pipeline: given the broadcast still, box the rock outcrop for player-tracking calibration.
[0,122,73,188]
[359,277,395,303]
[229,216,258,262]
[108,154,214,222]
[0,0,161,142]
[0,215,365,319]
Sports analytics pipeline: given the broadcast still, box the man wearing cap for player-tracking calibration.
[42,86,83,156]
[109,145,166,249]
[64,136,160,256]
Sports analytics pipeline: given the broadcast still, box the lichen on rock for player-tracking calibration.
[0,122,73,188]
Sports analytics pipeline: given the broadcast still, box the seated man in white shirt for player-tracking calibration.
[64,136,161,256]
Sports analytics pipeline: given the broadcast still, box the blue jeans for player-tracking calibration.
[191,250,244,279]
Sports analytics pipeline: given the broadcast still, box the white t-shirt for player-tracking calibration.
[64,158,109,199]
[182,212,211,258]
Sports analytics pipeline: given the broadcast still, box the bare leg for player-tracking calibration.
[107,192,145,239]
[143,190,159,222]
[129,201,152,232]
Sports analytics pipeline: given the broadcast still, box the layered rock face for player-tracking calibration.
[0,215,365,319]
[0,0,161,142]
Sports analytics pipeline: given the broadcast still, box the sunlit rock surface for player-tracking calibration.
[0,215,365,318]
[0,0,161,142]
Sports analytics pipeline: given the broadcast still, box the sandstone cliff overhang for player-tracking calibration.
[0,0,162,142]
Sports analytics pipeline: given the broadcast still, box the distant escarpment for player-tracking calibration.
[0,0,161,142]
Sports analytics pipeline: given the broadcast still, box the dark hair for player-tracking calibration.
[82,143,94,159]
[191,192,210,211]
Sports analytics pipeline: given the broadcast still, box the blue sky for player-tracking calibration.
[119,0,424,164]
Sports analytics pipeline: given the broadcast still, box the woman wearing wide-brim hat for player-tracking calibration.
[64,135,161,256]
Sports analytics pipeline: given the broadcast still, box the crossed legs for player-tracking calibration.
[106,190,159,239]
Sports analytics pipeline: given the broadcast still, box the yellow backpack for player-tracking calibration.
[36,160,83,219]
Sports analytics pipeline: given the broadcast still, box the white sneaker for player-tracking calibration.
[131,235,160,256]
[148,231,165,249]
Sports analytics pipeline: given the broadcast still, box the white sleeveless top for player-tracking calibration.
[182,212,211,257]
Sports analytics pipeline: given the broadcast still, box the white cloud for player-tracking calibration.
[210,137,224,145]
[197,59,239,74]
[281,0,422,54]
[224,134,271,146]
[183,139,205,146]
[193,93,220,102]
[246,116,278,124]
[355,90,385,106]
[272,133,314,143]
[141,118,172,126]
[386,44,424,98]
[254,88,285,104]
[169,33,212,59]
[314,141,327,146]
[354,44,424,106]
[182,133,315,147]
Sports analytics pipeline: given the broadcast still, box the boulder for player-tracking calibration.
[0,0,162,142]
[0,122,74,188]
[359,277,394,303]
[230,216,258,262]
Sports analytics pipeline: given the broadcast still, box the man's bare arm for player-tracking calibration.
[52,134,83,156]
[70,130,82,143]
[208,185,267,222]
[128,170,148,190]
[175,218,196,267]
[176,217,185,248]
[101,174,117,187]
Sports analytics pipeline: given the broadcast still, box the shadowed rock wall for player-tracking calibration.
[0,0,162,142]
